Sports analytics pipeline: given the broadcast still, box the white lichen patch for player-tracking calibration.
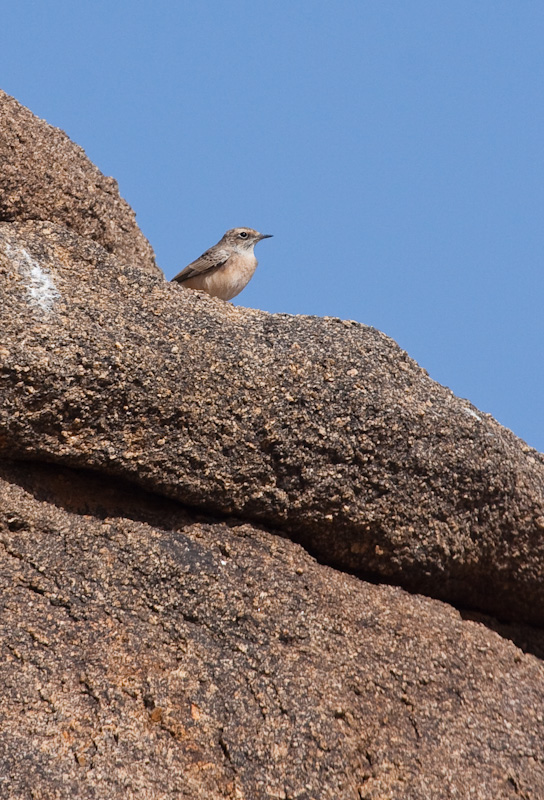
[5,243,61,313]
[462,407,482,422]
[27,260,61,312]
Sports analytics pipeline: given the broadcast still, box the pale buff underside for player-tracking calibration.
[180,253,258,301]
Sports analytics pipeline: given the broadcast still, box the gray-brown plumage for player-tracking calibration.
[172,227,272,301]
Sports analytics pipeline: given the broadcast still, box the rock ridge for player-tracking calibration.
[1,218,543,626]
[0,89,158,275]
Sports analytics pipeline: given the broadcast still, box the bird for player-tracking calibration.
[172,227,272,301]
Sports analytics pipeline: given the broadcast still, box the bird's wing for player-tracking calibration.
[172,248,231,283]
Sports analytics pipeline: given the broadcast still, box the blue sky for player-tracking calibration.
[3,1,543,452]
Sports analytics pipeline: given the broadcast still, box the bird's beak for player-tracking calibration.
[259,233,273,240]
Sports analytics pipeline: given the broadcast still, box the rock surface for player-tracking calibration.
[1,460,543,800]
[0,92,543,799]
[0,218,543,627]
[0,89,157,275]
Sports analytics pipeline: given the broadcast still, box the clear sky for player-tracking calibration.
[2,1,543,452]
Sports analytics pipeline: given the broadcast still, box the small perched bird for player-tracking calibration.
[172,227,272,301]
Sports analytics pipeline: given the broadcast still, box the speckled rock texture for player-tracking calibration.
[1,93,544,799]
[0,90,157,274]
[1,219,543,627]
[1,461,543,800]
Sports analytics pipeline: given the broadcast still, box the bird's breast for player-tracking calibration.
[203,253,258,300]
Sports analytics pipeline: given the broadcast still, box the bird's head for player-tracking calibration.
[222,227,273,251]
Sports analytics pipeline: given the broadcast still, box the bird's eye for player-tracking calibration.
[239,231,249,239]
